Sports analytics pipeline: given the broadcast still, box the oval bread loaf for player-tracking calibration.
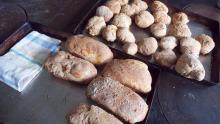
[69,104,123,124]
[87,77,148,123]
[44,51,97,84]
[101,59,152,93]
[65,35,113,65]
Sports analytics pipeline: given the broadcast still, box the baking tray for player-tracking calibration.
[73,0,220,85]
[0,22,160,124]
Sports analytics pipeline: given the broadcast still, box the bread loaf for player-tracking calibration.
[44,51,97,84]
[101,59,152,93]
[65,35,113,65]
[69,104,123,124]
[87,77,148,123]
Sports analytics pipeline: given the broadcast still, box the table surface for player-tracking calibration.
[1,0,220,124]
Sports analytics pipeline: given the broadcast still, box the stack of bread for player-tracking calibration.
[85,0,215,81]
[44,34,153,124]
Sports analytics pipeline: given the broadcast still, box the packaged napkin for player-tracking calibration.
[0,31,61,92]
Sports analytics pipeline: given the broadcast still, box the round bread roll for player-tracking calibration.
[120,4,136,16]
[105,0,121,14]
[101,59,152,93]
[172,12,189,25]
[130,3,141,14]
[175,54,205,81]
[117,28,135,43]
[153,49,177,68]
[169,24,192,38]
[180,37,201,57]
[102,25,118,42]
[44,51,97,84]
[195,34,215,55]
[96,6,114,22]
[112,0,129,6]
[65,35,113,65]
[153,11,171,25]
[151,0,169,13]
[150,22,167,38]
[159,36,178,50]
[131,0,148,12]
[112,13,132,28]
[135,11,154,28]
[122,43,138,55]
[137,37,158,55]
[86,16,106,36]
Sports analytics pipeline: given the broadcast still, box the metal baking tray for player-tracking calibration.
[73,0,220,85]
[0,22,160,124]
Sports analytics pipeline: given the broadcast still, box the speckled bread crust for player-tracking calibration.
[151,0,169,13]
[44,51,97,84]
[86,16,106,36]
[153,49,177,68]
[175,54,205,81]
[172,12,189,25]
[65,35,113,65]
[159,36,177,50]
[112,13,132,28]
[153,11,171,25]
[96,6,114,22]
[195,34,215,55]
[111,0,129,6]
[116,28,136,43]
[122,43,138,55]
[169,24,192,38]
[101,59,152,93]
[150,22,167,38]
[69,104,123,124]
[102,24,118,42]
[131,0,148,11]
[138,37,158,55]
[180,37,201,57]
[120,4,136,17]
[135,11,154,28]
[87,77,148,123]
[105,0,121,14]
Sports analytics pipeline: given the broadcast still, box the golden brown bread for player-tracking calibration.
[86,16,106,36]
[101,59,152,93]
[138,37,158,56]
[44,51,97,84]
[195,34,215,55]
[87,77,148,123]
[69,104,123,124]
[150,0,169,13]
[65,35,113,65]
[168,24,192,38]
[175,54,205,81]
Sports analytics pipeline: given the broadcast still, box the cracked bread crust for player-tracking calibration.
[65,35,113,65]
[87,77,148,123]
[44,51,97,84]
[101,59,152,93]
[69,104,123,124]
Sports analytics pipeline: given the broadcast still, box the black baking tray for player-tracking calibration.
[0,22,160,124]
[73,0,220,85]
